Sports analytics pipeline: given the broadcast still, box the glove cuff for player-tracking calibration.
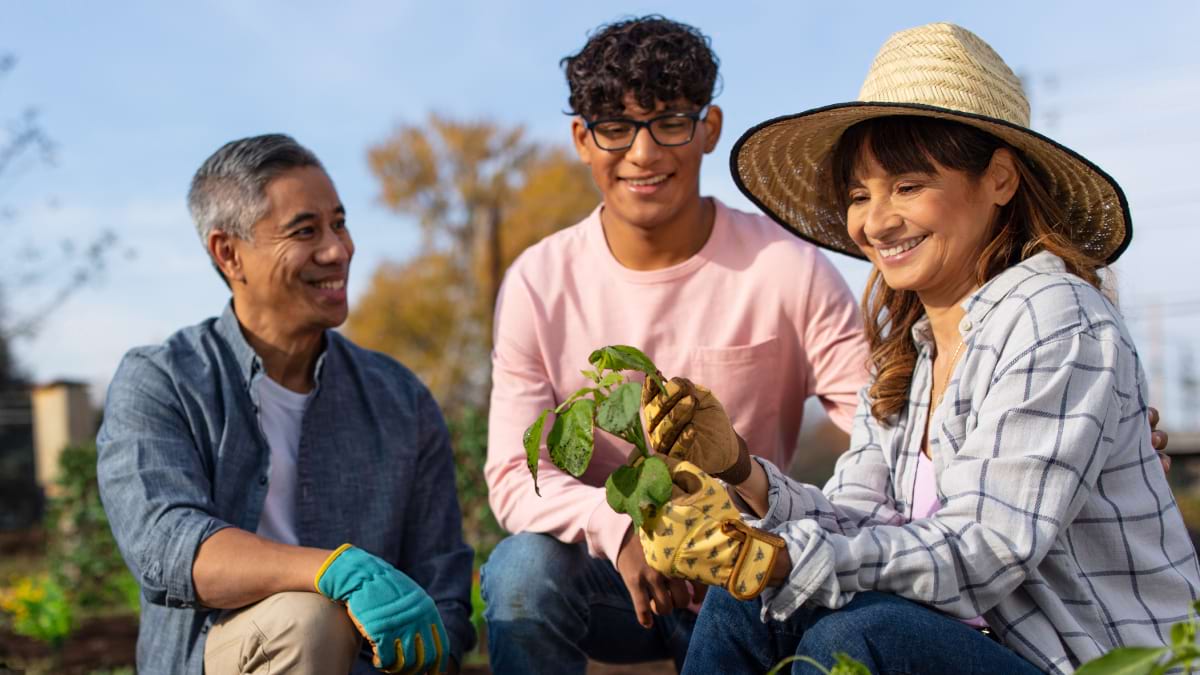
[714,434,753,485]
[721,520,786,600]
[313,543,355,593]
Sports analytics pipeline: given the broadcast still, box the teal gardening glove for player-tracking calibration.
[315,544,450,674]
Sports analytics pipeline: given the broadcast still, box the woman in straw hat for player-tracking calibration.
[638,22,1199,674]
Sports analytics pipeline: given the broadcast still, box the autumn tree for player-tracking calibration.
[347,115,598,415]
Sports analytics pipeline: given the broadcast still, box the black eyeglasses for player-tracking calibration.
[584,107,709,151]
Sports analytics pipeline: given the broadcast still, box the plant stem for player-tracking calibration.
[767,655,831,675]
[624,428,650,459]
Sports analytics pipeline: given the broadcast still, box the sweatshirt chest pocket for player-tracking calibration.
[685,337,783,464]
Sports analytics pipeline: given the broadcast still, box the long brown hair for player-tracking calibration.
[830,116,1105,424]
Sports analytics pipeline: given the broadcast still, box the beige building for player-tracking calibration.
[31,380,95,493]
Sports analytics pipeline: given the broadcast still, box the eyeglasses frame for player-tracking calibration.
[583,106,710,152]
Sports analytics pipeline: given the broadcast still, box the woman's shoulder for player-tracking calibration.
[971,253,1126,353]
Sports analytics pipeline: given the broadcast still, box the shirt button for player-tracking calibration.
[959,317,973,333]
[259,475,268,485]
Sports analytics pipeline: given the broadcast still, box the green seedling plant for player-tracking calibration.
[767,653,871,675]
[524,345,672,527]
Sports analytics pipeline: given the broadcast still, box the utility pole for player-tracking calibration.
[1181,344,1198,431]
[1149,304,1167,420]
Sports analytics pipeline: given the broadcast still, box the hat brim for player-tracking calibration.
[730,101,1131,264]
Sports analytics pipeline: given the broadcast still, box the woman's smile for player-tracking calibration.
[876,235,928,261]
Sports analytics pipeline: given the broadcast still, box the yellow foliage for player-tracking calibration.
[349,117,598,412]
[347,253,484,409]
[0,572,73,644]
[0,575,46,621]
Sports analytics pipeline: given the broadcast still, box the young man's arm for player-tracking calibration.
[484,271,631,562]
[799,250,871,434]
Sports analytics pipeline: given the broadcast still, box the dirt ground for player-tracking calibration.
[0,614,137,674]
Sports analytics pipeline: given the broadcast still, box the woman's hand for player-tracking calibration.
[639,461,786,600]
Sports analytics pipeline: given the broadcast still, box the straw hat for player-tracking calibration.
[731,22,1131,263]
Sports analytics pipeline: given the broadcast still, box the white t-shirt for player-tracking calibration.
[253,374,311,546]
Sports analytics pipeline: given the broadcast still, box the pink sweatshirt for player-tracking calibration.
[486,199,869,563]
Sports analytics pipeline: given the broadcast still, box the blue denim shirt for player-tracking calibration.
[97,303,474,674]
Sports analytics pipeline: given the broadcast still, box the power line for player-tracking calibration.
[1124,300,1200,320]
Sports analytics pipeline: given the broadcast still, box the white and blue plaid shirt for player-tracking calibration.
[757,252,1199,674]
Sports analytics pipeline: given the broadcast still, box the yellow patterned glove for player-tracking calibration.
[642,376,752,484]
[638,460,785,600]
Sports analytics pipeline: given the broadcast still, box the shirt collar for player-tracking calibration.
[216,301,262,387]
[215,300,333,392]
[910,251,1066,350]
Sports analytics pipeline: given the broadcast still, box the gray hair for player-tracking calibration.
[187,134,324,248]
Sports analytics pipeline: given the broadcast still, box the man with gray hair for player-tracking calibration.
[97,134,473,674]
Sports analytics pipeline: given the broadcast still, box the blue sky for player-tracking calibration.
[3,1,1199,423]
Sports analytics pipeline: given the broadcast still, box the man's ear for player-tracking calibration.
[701,105,723,154]
[208,229,244,285]
[985,148,1020,208]
[571,116,594,166]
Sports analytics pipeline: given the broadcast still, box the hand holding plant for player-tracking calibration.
[642,375,753,483]
[523,345,673,527]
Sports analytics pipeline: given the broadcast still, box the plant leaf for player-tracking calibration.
[1076,647,1167,675]
[604,455,672,528]
[596,382,642,436]
[598,371,624,388]
[589,345,658,378]
[1173,619,1197,649]
[580,368,601,383]
[546,399,594,477]
[830,653,873,675]
[522,410,550,496]
[766,656,831,675]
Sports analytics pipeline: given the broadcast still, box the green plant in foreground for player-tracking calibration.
[767,652,871,675]
[46,443,140,614]
[0,572,74,647]
[523,345,670,527]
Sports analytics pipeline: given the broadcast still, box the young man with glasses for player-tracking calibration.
[480,16,870,673]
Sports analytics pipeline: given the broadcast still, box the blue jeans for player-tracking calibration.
[481,532,695,674]
[683,589,1043,675]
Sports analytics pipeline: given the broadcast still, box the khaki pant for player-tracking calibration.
[204,592,361,674]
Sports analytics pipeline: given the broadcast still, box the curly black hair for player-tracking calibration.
[562,15,720,120]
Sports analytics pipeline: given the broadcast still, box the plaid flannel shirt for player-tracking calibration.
[756,252,1199,673]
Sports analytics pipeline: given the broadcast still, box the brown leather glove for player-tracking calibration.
[641,375,752,484]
